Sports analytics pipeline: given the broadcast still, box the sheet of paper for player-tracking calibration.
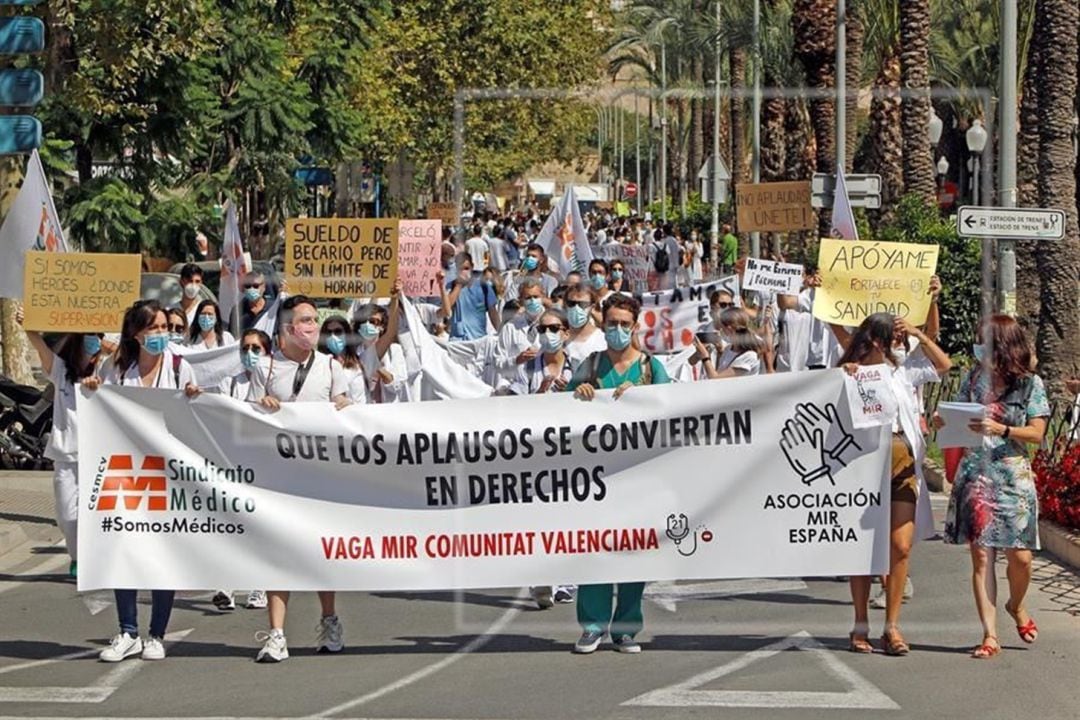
[936,401,987,448]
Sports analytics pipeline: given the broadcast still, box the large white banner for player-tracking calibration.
[77,370,891,591]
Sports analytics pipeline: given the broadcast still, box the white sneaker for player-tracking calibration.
[531,586,554,610]
[141,636,166,660]
[255,630,289,663]
[99,633,142,662]
[870,588,887,609]
[212,591,236,611]
[903,576,914,600]
[246,590,268,609]
[315,615,344,653]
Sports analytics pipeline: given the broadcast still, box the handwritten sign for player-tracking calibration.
[637,277,740,353]
[742,257,804,295]
[813,239,939,326]
[843,364,898,429]
[285,218,399,298]
[595,244,649,294]
[398,219,442,297]
[735,181,815,232]
[22,251,141,332]
[426,202,458,226]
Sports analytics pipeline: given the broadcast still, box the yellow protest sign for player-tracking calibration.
[425,202,458,225]
[22,251,141,332]
[285,218,399,298]
[812,239,939,325]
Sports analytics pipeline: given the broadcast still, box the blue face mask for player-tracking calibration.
[590,273,607,290]
[241,349,261,370]
[198,315,216,332]
[82,335,102,357]
[540,330,564,354]
[973,343,986,362]
[523,256,539,271]
[143,333,169,356]
[604,325,632,351]
[611,270,624,281]
[169,332,185,344]
[244,287,262,303]
[567,305,590,329]
[326,335,347,356]
[524,297,544,317]
[358,322,380,342]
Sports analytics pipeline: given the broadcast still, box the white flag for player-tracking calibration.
[829,171,859,240]
[397,296,492,401]
[534,184,592,277]
[0,150,68,298]
[219,201,250,330]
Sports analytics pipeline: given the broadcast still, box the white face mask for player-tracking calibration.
[183,283,200,300]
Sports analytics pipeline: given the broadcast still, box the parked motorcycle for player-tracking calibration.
[0,375,53,470]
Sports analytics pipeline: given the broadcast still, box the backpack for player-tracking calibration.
[653,241,670,273]
[583,350,656,388]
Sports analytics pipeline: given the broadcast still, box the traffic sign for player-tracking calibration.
[699,155,731,204]
[810,173,882,209]
[0,17,45,54]
[0,116,41,154]
[698,154,731,182]
[624,181,637,198]
[956,206,1066,241]
[0,69,43,106]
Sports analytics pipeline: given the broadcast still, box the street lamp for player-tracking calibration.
[936,155,949,202]
[965,119,988,205]
[928,108,943,146]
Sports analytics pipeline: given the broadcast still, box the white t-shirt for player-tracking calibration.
[218,371,259,402]
[564,328,608,372]
[486,235,509,272]
[716,348,761,376]
[188,330,235,350]
[182,302,199,328]
[101,350,196,390]
[255,349,348,402]
[796,288,841,368]
[45,356,83,462]
[465,236,489,270]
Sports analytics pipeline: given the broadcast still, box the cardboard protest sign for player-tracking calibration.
[743,257,804,295]
[425,202,458,225]
[812,239,939,325]
[735,181,815,233]
[285,218,399,298]
[397,219,442,297]
[595,244,649,294]
[842,364,898,429]
[22,251,140,332]
[638,277,740,353]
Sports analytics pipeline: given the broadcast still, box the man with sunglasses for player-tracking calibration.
[567,294,669,655]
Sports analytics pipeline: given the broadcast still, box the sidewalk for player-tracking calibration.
[0,471,62,558]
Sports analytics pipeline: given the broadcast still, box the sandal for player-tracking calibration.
[848,626,873,654]
[971,636,1000,659]
[1005,602,1038,644]
[880,629,910,656]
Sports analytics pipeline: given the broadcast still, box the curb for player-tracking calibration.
[0,521,28,557]
[1040,520,1080,573]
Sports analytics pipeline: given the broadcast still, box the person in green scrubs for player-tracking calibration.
[567,293,669,654]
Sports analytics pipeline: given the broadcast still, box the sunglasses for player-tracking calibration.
[537,323,566,333]
[241,345,264,353]
[243,283,263,289]
[326,328,347,337]
[565,299,592,309]
[167,323,185,333]
[714,302,733,309]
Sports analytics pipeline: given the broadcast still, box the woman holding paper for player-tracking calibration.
[939,316,1049,659]
[834,313,951,656]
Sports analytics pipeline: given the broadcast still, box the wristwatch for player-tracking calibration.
[1003,426,1011,439]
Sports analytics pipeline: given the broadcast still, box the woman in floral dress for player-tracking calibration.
[940,316,1049,659]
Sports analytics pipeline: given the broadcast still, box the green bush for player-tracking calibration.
[874,194,982,355]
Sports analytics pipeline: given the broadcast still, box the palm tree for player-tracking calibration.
[899,0,936,203]
[857,0,903,228]
[1032,0,1079,400]
[792,0,836,179]
[1014,0,1043,333]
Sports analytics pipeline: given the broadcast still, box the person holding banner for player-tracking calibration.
[15,308,108,577]
[187,299,235,349]
[938,317,1049,659]
[254,295,351,662]
[353,286,408,404]
[318,316,365,403]
[220,329,272,403]
[835,313,951,656]
[568,294,670,654]
[81,300,201,662]
[563,284,608,372]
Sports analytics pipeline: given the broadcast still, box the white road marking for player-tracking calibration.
[645,578,809,612]
[307,590,527,719]
[623,631,900,710]
[0,629,193,704]
[0,552,68,596]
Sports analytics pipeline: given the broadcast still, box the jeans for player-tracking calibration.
[114,590,176,638]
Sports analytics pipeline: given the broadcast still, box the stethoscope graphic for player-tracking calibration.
[666,513,698,557]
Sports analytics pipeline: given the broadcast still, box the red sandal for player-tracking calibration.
[1005,603,1039,644]
[971,637,1000,659]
